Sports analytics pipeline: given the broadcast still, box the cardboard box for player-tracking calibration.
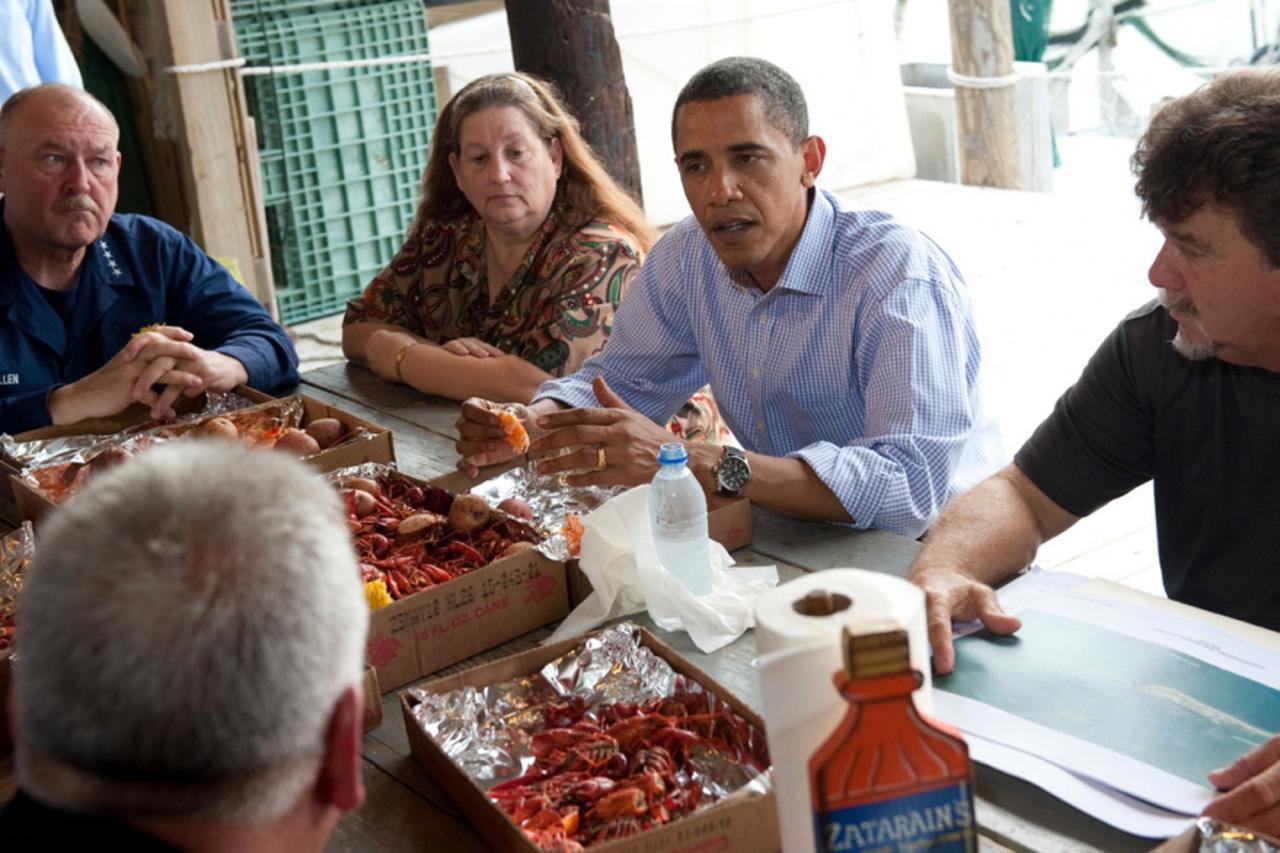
[1,394,213,452]
[400,625,780,853]
[0,395,212,523]
[9,392,394,526]
[357,469,570,692]
[566,494,753,607]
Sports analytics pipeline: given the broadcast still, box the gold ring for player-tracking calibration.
[596,447,607,471]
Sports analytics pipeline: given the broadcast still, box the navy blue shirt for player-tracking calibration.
[0,201,299,432]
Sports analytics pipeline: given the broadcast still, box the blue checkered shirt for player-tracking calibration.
[534,189,1002,538]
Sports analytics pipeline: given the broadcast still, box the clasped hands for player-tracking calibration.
[50,325,247,424]
[454,375,679,486]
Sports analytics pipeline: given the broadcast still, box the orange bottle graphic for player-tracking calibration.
[809,622,976,852]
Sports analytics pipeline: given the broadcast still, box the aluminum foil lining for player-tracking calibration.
[469,462,625,561]
[0,521,35,652]
[18,398,373,505]
[407,622,770,805]
[19,396,306,504]
[1199,816,1279,853]
[0,391,260,469]
[327,461,619,562]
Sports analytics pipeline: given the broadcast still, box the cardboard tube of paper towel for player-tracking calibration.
[754,569,929,853]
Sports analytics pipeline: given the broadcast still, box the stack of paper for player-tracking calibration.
[932,571,1280,838]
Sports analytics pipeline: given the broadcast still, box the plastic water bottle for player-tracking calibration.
[648,442,712,597]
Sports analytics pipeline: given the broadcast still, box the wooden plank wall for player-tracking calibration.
[114,1,277,315]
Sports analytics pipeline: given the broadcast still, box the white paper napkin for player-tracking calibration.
[546,484,779,652]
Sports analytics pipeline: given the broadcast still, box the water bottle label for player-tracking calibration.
[813,782,975,852]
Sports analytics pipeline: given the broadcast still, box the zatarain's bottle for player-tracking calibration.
[809,622,976,852]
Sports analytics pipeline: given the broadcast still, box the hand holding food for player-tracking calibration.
[455,398,531,477]
[532,377,673,488]
[498,408,530,453]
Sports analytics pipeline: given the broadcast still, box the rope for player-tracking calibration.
[165,56,247,75]
[946,67,1022,90]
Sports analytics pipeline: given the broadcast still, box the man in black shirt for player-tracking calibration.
[0,443,368,849]
[907,68,1280,835]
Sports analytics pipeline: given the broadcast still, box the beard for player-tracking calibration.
[1158,291,1218,361]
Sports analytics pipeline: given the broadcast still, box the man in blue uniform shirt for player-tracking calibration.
[0,83,298,433]
[455,58,999,537]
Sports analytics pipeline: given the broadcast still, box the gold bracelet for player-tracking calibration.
[393,343,415,384]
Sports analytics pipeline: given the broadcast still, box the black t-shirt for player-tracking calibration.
[0,789,177,850]
[1015,300,1280,630]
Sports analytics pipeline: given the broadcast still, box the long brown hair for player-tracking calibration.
[412,72,656,250]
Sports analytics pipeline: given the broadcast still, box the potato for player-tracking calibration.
[199,417,239,441]
[343,477,381,498]
[340,488,377,518]
[397,512,446,544]
[305,417,344,449]
[273,427,321,456]
[448,493,491,533]
[499,541,535,559]
[497,497,534,520]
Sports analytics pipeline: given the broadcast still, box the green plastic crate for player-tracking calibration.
[233,0,436,324]
[229,0,377,21]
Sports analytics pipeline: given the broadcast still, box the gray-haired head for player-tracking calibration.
[14,441,368,823]
[672,57,809,148]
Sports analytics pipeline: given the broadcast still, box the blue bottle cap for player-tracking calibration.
[657,442,688,465]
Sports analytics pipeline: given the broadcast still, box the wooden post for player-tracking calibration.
[947,0,1022,189]
[124,0,277,315]
[504,0,644,204]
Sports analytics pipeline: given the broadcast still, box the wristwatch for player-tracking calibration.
[712,446,751,497]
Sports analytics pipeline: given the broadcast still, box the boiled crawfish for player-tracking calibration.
[489,690,763,850]
[345,474,541,602]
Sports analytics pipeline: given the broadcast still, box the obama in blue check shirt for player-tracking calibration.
[457,57,1000,538]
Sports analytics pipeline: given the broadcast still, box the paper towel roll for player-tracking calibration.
[754,569,929,853]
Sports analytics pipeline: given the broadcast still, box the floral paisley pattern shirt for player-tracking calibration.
[344,205,728,442]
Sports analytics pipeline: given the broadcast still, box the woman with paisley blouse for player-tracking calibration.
[343,72,724,441]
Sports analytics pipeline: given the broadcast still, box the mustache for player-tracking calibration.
[1158,290,1198,318]
[56,195,98,212]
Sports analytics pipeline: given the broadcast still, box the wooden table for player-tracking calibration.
[0,363,1154,851]
[299,363,1156,853]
